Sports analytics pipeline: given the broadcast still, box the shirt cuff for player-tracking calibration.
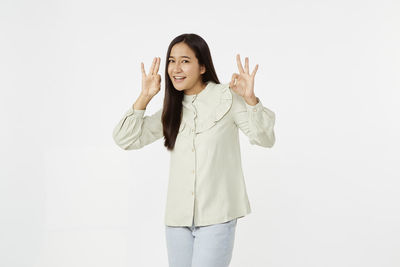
[245,97,263,113]
[124,107,146,118]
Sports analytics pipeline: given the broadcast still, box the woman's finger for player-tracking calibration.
[245,57,249,74]
[141,62,146,77]
[149,57,156,75]
[229,73,239,88]
[236,54,245,74]
[154,57,160,74]
[251,64,258,77]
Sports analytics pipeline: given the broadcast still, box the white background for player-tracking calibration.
[1,0,399,266]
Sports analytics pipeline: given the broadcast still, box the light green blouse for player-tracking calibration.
[112,81,276,227]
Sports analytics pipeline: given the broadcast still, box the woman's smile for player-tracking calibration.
[173,76,186,83]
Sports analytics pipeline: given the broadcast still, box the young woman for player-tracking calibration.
[112,33,276,267]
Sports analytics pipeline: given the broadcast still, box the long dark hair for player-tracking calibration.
[162,33,220,151]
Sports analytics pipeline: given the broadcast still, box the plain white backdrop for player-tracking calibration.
[1,0,399,266]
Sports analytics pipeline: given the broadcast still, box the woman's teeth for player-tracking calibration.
[174,77,186,82]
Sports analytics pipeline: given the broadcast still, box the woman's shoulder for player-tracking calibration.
[213,82,233,121]
[215,82,243,107]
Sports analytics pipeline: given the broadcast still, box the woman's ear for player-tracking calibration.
[200,65,206,75]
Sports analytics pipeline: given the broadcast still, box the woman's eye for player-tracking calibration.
[168,60,189,63]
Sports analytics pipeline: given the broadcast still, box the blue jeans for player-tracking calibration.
[165,218,238,267]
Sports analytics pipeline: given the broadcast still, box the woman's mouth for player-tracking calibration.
[173,76,186,83]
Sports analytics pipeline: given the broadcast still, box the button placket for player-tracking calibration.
[190,97,198,224]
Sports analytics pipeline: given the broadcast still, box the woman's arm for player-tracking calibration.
[229,54,276,147]
[113,56,164,150]
[112,106,163,150]
[231,89,276,147]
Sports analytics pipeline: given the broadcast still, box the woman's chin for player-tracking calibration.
[172,83,187,90]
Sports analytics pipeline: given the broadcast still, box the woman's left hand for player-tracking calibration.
[229,54,259,105]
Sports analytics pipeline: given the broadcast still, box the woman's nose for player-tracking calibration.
[173,63,182,72]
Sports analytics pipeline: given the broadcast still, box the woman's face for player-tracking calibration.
[167,42,206,93]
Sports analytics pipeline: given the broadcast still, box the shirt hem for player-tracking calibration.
[165,209,251,227]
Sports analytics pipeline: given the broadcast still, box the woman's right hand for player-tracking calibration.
[140,57,161,99]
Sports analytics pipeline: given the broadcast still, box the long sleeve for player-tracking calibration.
[112,107,163,150]
[231,89,276,147]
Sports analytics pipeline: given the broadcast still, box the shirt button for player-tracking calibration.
[253,108,257,112]
[192,170,195,173]
[191,191,194,196]
[192,148,195,152]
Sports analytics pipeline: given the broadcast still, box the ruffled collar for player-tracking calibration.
[181,81,233,134]
[182,81,214,103]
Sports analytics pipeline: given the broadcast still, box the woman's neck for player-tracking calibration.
[184,81,207,95]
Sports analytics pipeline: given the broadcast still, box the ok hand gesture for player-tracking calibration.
[141,57,162,99]
[229,54,259,105]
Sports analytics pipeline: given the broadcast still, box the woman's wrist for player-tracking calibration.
[133,93,152,110]
[244,95,259,106]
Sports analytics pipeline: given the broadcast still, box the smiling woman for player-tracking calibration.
[167,47,206,95]
[112,33,276,267]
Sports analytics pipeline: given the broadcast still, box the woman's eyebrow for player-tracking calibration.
[169,56,191,59]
